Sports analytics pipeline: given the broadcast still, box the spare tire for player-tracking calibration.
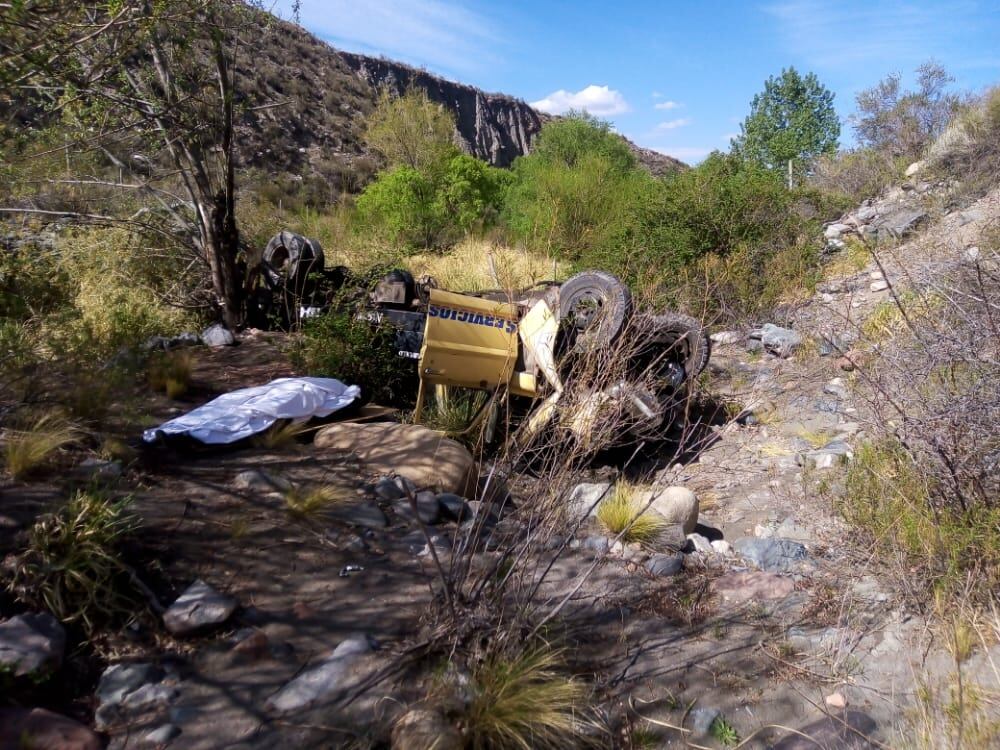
[645,312,711,378]
[558,270,632,353]
[262,231,325,288]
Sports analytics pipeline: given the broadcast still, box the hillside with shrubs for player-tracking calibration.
[1,2,999,749]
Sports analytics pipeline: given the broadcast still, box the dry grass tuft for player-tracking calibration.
[284,483,349,517]
[596,482,667,545]
[254,419,312,450]
[147,350,194,399]
[464,644,587,750]
[3,412,79,480]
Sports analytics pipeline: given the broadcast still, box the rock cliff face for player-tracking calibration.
[337,51,685,175]
[339,52,545,168]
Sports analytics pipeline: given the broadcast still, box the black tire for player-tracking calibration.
[646,312,711,378]
[262,231,325,287]
[558,271,632,353]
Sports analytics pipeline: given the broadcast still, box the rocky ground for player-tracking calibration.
[2,176,998,749]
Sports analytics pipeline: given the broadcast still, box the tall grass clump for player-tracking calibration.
[596,482,666,545]
[463,644,587,750]
[6,490,144,633]
[3,412,78,480]
[147,349,195,398]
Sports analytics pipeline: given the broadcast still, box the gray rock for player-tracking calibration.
[689,706,720,735]
[958,208,984,226]
[824,223,851,240]
[649,523,687,553]
[775,518,814,543]
[436,493,470,522]
[200,323,235,347]
[876,208,927,240]
[565,482,612,520]
[393,490,441,525]
[144,724,181,745]
[824,378,849,399]
[771,710,877,749]
[97,663,163,707]
[77,457,123,481]
[734,537,808,572]
[644,486,699,534]
[393,475,419,495]
[904,160,925,178]
[870,279,889,292]
[0,613,66,677]
[266,635,375,714]
[233,469,290,493]
[750,324,803,358]
[855,205,877,222]
[123,682,179,711]
[374,476,406,501]
[163,580,237,635]
[645,552,684,577]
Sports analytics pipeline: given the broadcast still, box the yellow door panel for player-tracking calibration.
[420,289,520,389]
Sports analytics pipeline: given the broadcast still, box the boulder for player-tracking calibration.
[0,612,65,678]
[163,580,237,635]
[649,524,687,553]
[750,324,803,358]
[0,707,101,750]
[436,493,471,522]
[201,323,235,347]
[391,709,462,750]
[314,422,476,495]
[870,279,889,292]
[332,502,388,529]
[709,330,742,345]
[904,160,925,177]
[824,223,851,240]
[686,533,714,555]
[642,486,698,534]
[233,469,290,493]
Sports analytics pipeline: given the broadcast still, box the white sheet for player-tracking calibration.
[143,377,361,444]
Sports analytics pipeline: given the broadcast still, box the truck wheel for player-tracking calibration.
[262,231,325,287]
[647,312,711,378]
[558,271,632,353]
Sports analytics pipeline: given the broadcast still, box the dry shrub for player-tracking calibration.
[847,243,1000,602]
[928,86,1000,199]
[5,490,144,634]
[809,148,904,204]
[253,419,311,450]
[3,412,78,480]
[284,483,348,518]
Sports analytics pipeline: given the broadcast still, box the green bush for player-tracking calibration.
[290,305,416,406]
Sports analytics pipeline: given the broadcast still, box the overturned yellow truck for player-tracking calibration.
[370,269,710,450]
[257,231,710,450]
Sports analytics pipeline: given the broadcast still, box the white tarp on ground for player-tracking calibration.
[142,377,361,445]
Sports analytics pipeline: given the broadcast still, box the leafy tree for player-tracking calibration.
[852,61,961,158]
[356,155,509,249]
[732,67,839,178]
[1,1,264,327]
[364,89,458,172]
[504,114,646,259]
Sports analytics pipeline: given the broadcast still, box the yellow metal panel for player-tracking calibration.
[419,289,519,389]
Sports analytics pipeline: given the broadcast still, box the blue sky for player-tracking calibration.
[272,0,1000,163]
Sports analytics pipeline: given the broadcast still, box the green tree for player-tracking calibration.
[364,89,459,172]
[733,67,840,179]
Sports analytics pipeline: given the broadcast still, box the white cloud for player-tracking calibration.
[530,85,630,116]
[651,91,663,99]
[654,100,682,110]
[272,0,504,77]
[655,117,692,131]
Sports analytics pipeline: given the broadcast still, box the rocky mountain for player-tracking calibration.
[233,14,684,199]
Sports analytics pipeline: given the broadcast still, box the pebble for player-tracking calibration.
[163,580,237,635]
[825,692,848,709]
[870,279,889,292]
